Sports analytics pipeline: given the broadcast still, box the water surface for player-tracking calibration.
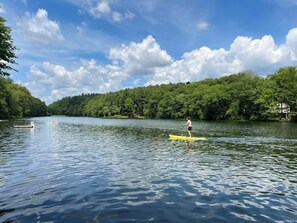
[1,117,296,222]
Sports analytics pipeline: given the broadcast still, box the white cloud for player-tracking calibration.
[17,9,64,44]
[26,28,297,104]
[197,21,209,31]
[112,11,135,22]
[90,1,111,17]
[70,0,135,22]
[109,35,173,75]
[148,47,243,85]
[148,28,297,85]
[286,28,297,56]
[229,35,292,70]
[27,59,128,103]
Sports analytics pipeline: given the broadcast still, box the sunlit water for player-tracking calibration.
[1,117,296,222]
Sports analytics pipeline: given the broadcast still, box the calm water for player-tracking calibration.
[0,117,297,223]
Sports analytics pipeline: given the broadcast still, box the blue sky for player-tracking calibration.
[1,0,297,104]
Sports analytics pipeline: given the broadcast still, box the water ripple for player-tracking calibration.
[0,118,297,222]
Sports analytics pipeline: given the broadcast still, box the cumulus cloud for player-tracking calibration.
[26,28,297,104]
[148,28,297,85]
[286,28,297,56]
[17,9,64,44]
[148,47,243,85]
[229,35,293,71]
[27,59,129,103]
[109,35,173,75]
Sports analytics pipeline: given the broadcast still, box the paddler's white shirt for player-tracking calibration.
[186,120,192,127]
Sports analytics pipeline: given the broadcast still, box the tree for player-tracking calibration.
[268,67,297,120]
[124,97,136,117]
[0,76,47,118]
[0,16,17,76]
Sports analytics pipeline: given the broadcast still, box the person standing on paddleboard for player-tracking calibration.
[184,117,192,138]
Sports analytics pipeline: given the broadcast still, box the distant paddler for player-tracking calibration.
[183,117,192,138]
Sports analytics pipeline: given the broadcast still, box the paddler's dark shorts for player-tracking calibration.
[188,126,192,131]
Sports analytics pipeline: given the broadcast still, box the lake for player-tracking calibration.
[0,117,297,222]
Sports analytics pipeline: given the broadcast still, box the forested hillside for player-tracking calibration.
[48,67,297,121]
[0,76,47,118]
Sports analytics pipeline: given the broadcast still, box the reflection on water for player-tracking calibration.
[0,117,297,222]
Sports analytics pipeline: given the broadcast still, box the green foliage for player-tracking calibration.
[48,94,98,116]
[0,16,17,76]
[48,67,297,122]
[0,76,47,118]
[268,67,297,120]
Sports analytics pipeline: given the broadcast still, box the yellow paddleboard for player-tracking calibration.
[169,135,207,141]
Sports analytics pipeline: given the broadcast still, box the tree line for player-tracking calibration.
[0,76,47,118]
[48,67,297,121]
